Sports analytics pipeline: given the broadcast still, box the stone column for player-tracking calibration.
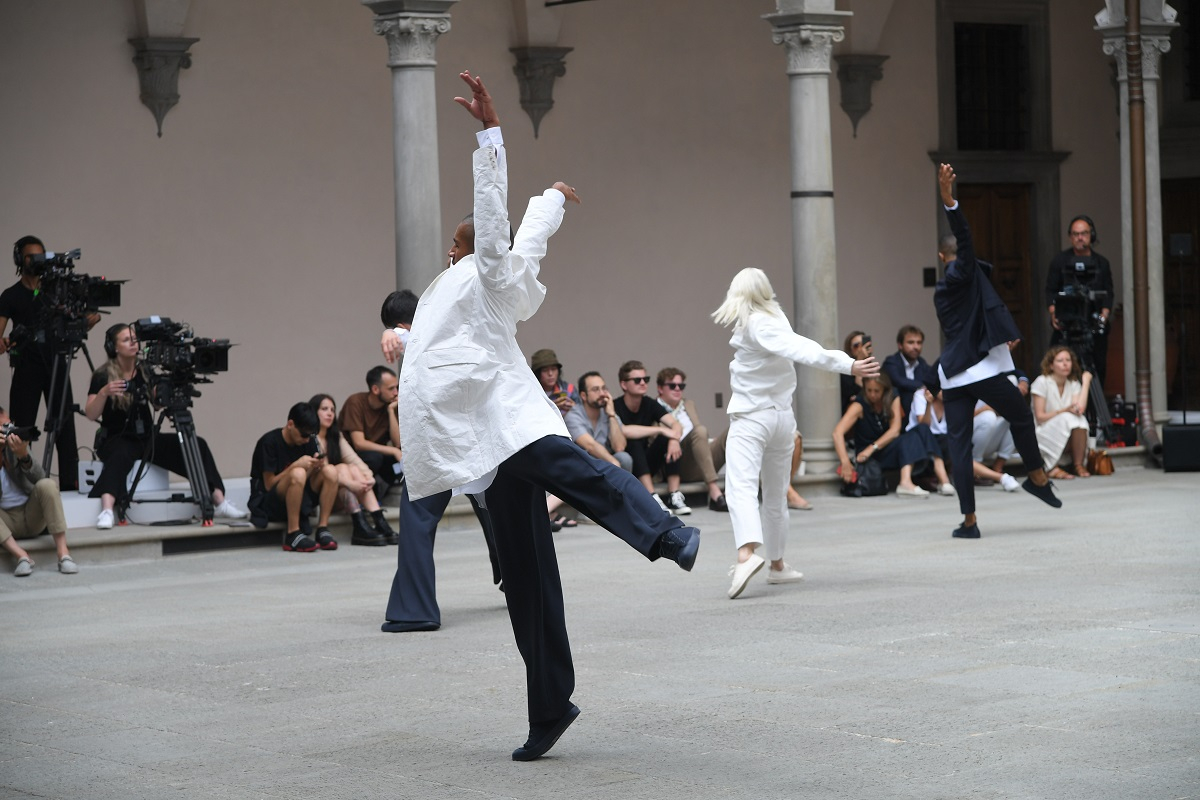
[364,0,457,294]
[764,2,851,474]
[1096,2,1177,426]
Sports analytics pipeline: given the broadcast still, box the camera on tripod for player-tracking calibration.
[0,422,40,443]
[10,249,124,354]
[134,317,232,410]
[1055,266,1108,338]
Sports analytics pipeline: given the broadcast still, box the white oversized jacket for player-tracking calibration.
[726,311,854,415]
[398,127,569,500]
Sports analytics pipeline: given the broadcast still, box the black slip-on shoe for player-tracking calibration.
[380,620,440,633]
[952,523,981,539]
[512,704,581,762]
[658,527,700,572]
[1021,478,1063,509]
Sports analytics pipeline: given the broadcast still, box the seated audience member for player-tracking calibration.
[1031,345,1093,479]
[971,370,1028,492]
[379,289,419,361]
[0,406,76,576]
[84,324,247,529]
[614,360,690,515]
[339,366,403,499]
[565,371,632,472]
[882,324,936,418]
[833,374,953,497]
[840,330,874,412]
[908,383,952,474]
[249,402,340,552]
[531,348,580,416]
[310,394,397,546]
[655,367,728,511]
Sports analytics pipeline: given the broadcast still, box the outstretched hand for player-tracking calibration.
[938,163,956,206]
[552,182,581,204]
[851,356,880,379]
[454,71,500,128]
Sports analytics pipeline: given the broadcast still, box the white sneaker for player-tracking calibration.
[999,474,1020,492]
[766,562,804,584]
[937,483,957,497]
[653,493,670,513]
[727,553,765,599]
[214,499,249,519]
[665,491,692,516]
[97,509,114,529]
[895,485,930,498]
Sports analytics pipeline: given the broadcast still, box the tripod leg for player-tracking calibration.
[171,410,214,524]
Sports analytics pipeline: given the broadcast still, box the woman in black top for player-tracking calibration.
[832,373,952,497]
[83,323,246,528]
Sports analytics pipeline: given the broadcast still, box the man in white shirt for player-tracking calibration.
[387,72,700,762]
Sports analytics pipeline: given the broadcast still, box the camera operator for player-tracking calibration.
[83,323,246,528]
[0,235,99,491]
[1045,216,1114,388]
[0,405,77,576]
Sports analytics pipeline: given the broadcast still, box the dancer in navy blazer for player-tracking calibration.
[933,163,1063,539]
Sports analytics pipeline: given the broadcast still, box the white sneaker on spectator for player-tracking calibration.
[999,474,1020,492]
[938,483,957,497]
[665,491,692,516]
[214,499,249,519]
[896,486,929,498]
[97,509,114,529]
[653,493,671,513]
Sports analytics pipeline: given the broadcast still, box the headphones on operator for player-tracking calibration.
[104,323,128,359]
[12,235,45,274]
[1068,215,1098,245]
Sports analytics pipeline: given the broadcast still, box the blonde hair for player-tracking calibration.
[711,268,784,329]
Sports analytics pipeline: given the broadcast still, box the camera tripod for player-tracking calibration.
[40,337,95,476]
[1061,333,1117,446]
[119,402,216,526]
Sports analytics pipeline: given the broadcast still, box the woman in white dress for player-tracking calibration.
[1030,345,1093,478]
[713,268,878,599]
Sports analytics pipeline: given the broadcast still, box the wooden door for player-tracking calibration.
[956,184,1035,373]
[1162,177,1200,411]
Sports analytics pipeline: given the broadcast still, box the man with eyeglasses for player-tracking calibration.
[1045,215,1113,388]
[655,368,728,512]
[614,360,689,515]
[563,371,632,472]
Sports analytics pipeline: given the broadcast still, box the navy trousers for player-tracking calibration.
[484,434,684,727]
[384,487,499,627]
[944,373,1044,516]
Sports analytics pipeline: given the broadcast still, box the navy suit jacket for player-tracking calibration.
[882,351,935,415]
[934,205,1022,379]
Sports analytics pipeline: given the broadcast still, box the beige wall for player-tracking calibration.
[0,0,1128,480]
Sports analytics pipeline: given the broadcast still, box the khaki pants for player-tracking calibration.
[0,479,68,544]
[677,424,721,484]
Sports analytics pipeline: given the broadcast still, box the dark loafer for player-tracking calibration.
[952,523,981,539]
[1022,478,1063,509]
[380,620,440,633]
[657,527,700,572]
[512,704,580,762]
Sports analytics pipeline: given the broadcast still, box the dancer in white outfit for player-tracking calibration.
[713,268,879,599]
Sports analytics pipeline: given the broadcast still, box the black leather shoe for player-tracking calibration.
[351,512,388,547]
[370,510,399,544]
[657,527,700,572]
[708,494,729,512]
[380,620,440,632]
[512,704,580,762]
[952,523,981,539]
[1021,478,1063,508]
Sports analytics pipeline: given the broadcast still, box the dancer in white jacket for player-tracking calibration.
[713,268,878,599]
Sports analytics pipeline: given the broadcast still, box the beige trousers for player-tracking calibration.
[0,479,68,544]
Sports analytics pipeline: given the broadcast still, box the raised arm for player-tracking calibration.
[939,163,978,282]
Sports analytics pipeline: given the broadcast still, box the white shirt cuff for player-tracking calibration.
[543,187,566,207]
[475,127,504,149]
[945,201,959,211]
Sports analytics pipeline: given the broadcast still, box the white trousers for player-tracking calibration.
[725,408,796,560]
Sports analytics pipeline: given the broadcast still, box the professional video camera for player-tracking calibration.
[0,422,40,443]
[10,250,124,354]
[133,316,232,411]
[1054,255,1109,338]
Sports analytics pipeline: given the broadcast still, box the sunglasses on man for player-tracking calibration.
[661,382,686,391]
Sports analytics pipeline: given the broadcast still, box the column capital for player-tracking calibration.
[770,25,846,76]
[1099,30,1174,80]
[364,1,457,68]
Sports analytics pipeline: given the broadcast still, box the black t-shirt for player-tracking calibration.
[250,428,318,493]
[89,368,154,439]
[614,395,669,427]
[0,280,50,367]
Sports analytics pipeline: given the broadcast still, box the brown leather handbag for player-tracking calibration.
[1087,449,1115,476]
